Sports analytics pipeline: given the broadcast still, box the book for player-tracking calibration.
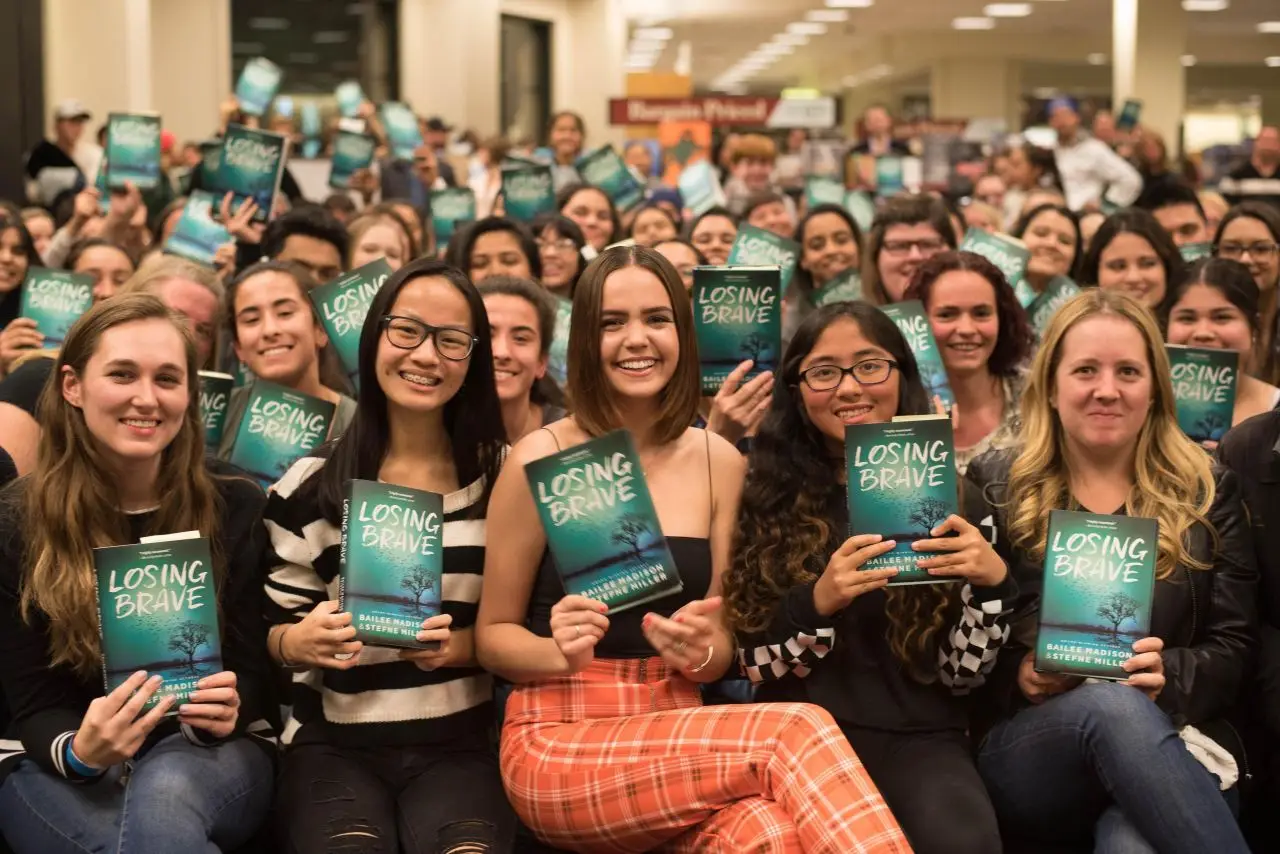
[234,57,283,117]
[197,140,223,190]
[338,480,444,650]
[380,102,423,161]
[726,224,801,293]
[524,429,683,613]
[430,188,478,246]
[227,381,336,486]
[959,228,1033,307]
[1166,344,1238,444]
[328,130,377,189]
[1027,276,1080,337]
[844,415,959,585]
[94,537,222,711]
[1115,98,1143,133]
[1036,510,1157,680]
[105,113,162,190]
[845,190,877,234]
[198,371,234,448]
[212,125,289,224]
[576,145,644,212]
[876,156,905,197]
[693,266,781,394]
[812,268,863,307]
[309,258,393,388]
[677,160,726,217]
[877,301,955,407]
[804,175,846,210]
[1179,242,1213,263]
[300,101,321,138]
[163,191,231,267]
[335,80,366,118]
[501,165,556,222]
[19,267,94,344]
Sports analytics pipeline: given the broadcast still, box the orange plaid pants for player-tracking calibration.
[500,657,910,853]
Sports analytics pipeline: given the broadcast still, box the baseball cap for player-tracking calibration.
[54,99,91,121]
[425,116,452,133]
[1047,96,1079,115]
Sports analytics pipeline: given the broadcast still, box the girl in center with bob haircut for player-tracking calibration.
[476,245,908,853]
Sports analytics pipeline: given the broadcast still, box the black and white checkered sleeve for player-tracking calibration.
[737,627,837,684]
[938,581,1013,695]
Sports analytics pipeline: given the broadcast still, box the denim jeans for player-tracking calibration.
[0,733,273,854]
[977,681,1249,854]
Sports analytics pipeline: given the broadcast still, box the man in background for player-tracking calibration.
[1221,127,1280,211]
[23,100,103,207]
[1049,97,1142,212]
[422,116,458,188]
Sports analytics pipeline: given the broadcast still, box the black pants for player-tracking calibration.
[842,725,1002,854]
[275,735,516,854]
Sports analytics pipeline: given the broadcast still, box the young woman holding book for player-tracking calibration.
[548,111,587,190]
[860,195,956,307]
[1164,258,1280,428]
[458,217,542,285]
[531,213,588,301]
[688,206,738,267]
[66,237,138,302]
[1011,203,1083,298]
[788,203,865,339]
[475,245,908,853]
[905,252,1036,474]
[965,288,1255,853]
[722,300,1010,853]
[1079,209,1184,314]
[216,260,356,459]
[0,293,277,853]
[557,183,620,253]
[478,275,566,442]
[263,258,516,853]
[0,211,40,375]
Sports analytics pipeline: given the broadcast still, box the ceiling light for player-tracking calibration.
[1181,54,1197,66]
[1258,22,1280,33]
[984,3,1032,16]
[953,17,996,30]
[762,42,796,55]
[807,9,849,22]
[632,26,673,40]
[1033,87,1059,99]
[1267,56,1280,67]
[776,32,810,45]
[787,21,828,35]
[1087,52,1108,65]
[1181,0,1228,10]
[827,0,873,7]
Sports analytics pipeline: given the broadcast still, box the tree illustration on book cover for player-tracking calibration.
[1166,344,1237,443]
[845,417,959,585]
[94,539,222,711]
[878,301,955,408]
[339,480,443,649]
[693,266,781,394]
[227,380,335,487]
[1035,510,1157,680]
[525,429,683,613]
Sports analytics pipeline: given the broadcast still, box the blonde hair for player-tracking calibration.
[1006,289,1214,579]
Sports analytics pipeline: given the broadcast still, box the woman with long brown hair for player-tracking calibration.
[0,294,276,853]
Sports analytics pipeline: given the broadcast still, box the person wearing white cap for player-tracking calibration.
[22,99,104,208]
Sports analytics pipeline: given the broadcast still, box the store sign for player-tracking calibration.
[609,97,838,128]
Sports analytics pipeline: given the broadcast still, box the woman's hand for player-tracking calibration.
[105,182,143,227]
[72,671,174,769]
[549,595,609,675]
[348,168,378,202]
[178,671,240,739]
[398,614,454,671]
[811,534,900,617]
[705,361,773,445]
[642,596,722,672]
[1016,649,1081,704]
[912,514,1008,587]
[280,601,363,670]
[70,188,102,234]
[218,192,265,244]
[0,319,45,372]
[212,242,237,282]
[1122,636,1165,701]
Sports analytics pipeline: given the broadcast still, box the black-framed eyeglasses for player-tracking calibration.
[799,358,898,391]
[1216,241,1280,260]
[380,315,476,361]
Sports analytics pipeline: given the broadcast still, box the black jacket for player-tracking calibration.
[964,449,1258,743]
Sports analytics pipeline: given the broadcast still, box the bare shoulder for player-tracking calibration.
[506,417,587,467]
[702,428,747,476]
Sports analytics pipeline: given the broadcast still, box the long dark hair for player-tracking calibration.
[530,212,588,297]
[299,259,506,523]
[1012,203,1084,283]
[1079,208,1185,314]
[792,203,865,299]
[450,216,543,282]
[1161,257,1261,334]
[556,182,621,247]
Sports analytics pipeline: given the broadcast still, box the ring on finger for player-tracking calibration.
[574,624,582,638]
[674,640,687,655]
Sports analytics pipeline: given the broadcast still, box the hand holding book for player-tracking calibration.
[177,670,241,738]
[218,193,265,244]
[1017,650,1081,704]
[0,318,44,368]
[548,594,610,675]
[279,600,363,670]
[811,535,901,617]
[705,360,774,445]
[72,671,175,770]
[1119,636,1166,701]
[910,514,1008,587]
[396,613,455,671]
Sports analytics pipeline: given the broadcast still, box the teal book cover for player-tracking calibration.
[878,301,955,408]
[677,160,725,216]
[164,191,231,267]
[1167,344,1238,443]
[105,113,161,190]
[960,228,1031,304]
[336,80,366,117]
[1179,242,1213,263]
[95,538,222,710]
[19,267,94,344]
[213,125,288,224]
[198,371,234,448]
[329,131,377,189]
[812,268,862,307]
[576,145,644,212]
[197,140,222,190]
[1036,510,1157,679]
[227,381,336,486]
[844,416,960,585]
[300,102,322,140]
[381,102,423,160]
[1116,98,1143,133]
[309,258,393,387]
[502,165,556,222]
[726,224,800,293]
[1028,276,1080,337]
[430,188,478,246]
[692,266,781,394]
[94,157,110,213]
[805,176,845,209]
[876,157,905,196]
[234,57,282,117]
[339,480,444,650]
[524,429,683,613]
[845,190,876,233]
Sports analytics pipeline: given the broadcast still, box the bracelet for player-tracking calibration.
[687,645,715,674]
[276,624,298,668]
[64,738,105,777]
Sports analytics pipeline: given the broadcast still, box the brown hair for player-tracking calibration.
[729,133,777,166]
[347,211,413,267]
[860,194,957,306]
[566,245,699,444]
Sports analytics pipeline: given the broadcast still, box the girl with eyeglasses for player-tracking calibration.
[860,196,957,307]
[723,300,1010,853]
[263,259,516,852]
[529,214,587,387]
[1213,203,1280,382]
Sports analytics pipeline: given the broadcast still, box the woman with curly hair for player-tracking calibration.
[723,301,1013,853]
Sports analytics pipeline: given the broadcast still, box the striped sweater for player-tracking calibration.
[264,457,493,748]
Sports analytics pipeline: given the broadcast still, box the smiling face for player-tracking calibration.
[926,270,1000,377]
[24,214,53,261]
[61,318,189,473]
[799,316,901,452]
[562,189,614,251]
[1097,232,1166,308]
[1166,283,1253,363]
[1052,313,1152,457]
[351,222,408,271]
[484,293,546,404]
[598,265,679,403]
[801,212,858,287]
[0,227,30,294]
[1218,216,1279,292]
[550,114,583,159]
[691,214,737,266]
[734,157,774,191]
[631,207,678,248]
[1022,209,1077,281]
[878,222,947,302]
[73,245,135,302]
[376,276,474,416]
[470,229,532,282]
[537,226,579,290]
[746,200,794,239]
[232,271,327,388]
[654,241,699,293]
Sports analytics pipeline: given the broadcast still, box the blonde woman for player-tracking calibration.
[965,289,1255,852]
